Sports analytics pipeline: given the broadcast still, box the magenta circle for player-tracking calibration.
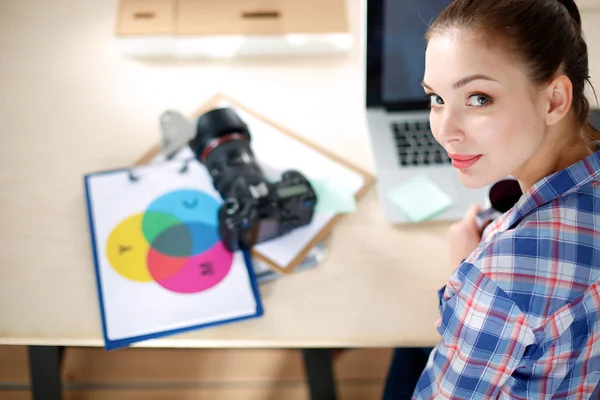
[152,241,234,294]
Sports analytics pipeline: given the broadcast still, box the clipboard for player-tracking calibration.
[134,93,375,274]
[83,159,264,350]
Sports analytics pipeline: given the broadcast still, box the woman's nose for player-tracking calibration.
[435,109,465,146]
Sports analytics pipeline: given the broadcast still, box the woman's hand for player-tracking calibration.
[448,203,484,269]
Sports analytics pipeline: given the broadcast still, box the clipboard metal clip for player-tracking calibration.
[127,109,197,182]
[160,110,196,160]
[127,156,196,182]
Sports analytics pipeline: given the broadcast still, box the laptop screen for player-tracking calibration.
[366,0,452,110]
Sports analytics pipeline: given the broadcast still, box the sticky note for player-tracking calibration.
[310,178,357,214]
[387,175,452,222]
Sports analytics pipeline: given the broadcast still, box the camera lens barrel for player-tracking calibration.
[191,107,263,198]
[190,108,251,163]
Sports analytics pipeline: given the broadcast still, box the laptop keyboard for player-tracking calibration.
[392,121,452,167]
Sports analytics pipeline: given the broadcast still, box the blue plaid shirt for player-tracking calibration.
[414,142,600,399]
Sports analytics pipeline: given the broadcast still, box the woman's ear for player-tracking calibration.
[545,74,573,126]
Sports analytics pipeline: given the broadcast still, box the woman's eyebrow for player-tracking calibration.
[421,74,499,91]
[421,81,434,91]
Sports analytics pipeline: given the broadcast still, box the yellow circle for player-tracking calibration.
[106,213,152,282]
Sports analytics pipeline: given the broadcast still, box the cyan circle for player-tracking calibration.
[146,189,220,228]
[144,189,222,257]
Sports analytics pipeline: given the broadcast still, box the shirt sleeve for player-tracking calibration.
[413,262,536,400]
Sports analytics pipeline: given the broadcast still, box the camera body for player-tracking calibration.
[189,107,317,252]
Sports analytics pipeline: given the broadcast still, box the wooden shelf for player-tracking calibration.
[115,0,352,58]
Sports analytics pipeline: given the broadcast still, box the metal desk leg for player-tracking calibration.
[302,348,338,400]
[28,346,63,400]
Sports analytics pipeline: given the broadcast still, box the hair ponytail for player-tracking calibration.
[557,0,582,29]
[426,0,600,147]
[557,0,600,145]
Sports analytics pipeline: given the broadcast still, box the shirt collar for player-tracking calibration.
[484,140,600,236]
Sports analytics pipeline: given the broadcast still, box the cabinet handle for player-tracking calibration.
[241,10,280,19]
[133,12,156,19]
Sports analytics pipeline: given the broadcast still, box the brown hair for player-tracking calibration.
[426,0,600,145]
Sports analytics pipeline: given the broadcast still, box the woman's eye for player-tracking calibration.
[467,94,490,107]
[428,94,444,106]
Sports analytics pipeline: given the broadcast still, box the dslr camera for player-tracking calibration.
[188,107,318,252]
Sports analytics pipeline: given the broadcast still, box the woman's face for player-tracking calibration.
[423,31,548,189]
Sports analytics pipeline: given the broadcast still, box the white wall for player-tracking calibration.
[582,10,600,104]
[577,0,600,11]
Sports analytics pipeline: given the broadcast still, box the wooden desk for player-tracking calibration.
[1,0,599,399]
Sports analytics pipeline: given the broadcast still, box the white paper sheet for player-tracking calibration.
[85,160,259,343]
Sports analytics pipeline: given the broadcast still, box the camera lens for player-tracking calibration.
[190,107,251,163]
[190,107,266,202]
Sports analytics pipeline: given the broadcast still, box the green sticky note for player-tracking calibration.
[310,178,357,214]
[387,175,452,222]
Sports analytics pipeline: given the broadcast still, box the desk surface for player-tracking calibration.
[1,0,599,349]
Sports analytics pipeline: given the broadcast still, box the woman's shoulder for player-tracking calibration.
[484,179,600,247]
[526,180,600,230]
[466,184,600,326]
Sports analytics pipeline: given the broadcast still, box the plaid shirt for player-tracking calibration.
[414,143,600,399]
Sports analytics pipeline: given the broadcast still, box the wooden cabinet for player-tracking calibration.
[116,0,176,35]
[115,0,352,58]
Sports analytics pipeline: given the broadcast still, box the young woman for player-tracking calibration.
[384,0,600,398]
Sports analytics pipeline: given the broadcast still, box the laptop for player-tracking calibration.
[365,0,488,224]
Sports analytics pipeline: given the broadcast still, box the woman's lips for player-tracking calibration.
[448,154,483,169]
